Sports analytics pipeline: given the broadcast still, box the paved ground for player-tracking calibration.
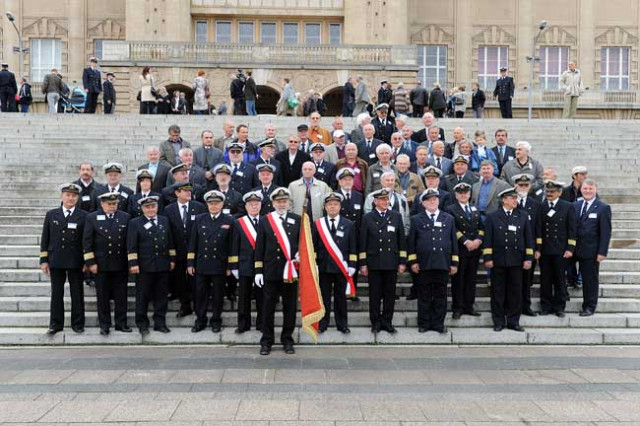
[0,345,638,424]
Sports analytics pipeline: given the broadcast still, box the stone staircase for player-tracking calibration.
[0,114,639,346]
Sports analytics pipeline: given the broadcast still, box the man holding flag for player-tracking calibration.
[313,193,357,334]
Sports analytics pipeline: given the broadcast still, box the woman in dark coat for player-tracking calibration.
[428,83,447,118]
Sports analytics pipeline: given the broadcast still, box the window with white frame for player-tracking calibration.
[283,23,299,44]
[238,22,254,44]
[261,22,276,44]
[305,23,321,45]
[539,46,569,89]
[195,21,208,44]
[478,46,508,89]
[93,39,105,60]
[417,45,447,89]
[30,39,62,82]
[601,46,630,90]
[329,23,342,46]
[216,21,231,43]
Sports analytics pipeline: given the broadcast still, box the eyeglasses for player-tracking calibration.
[288,140,299,144]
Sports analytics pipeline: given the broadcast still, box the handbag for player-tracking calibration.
[287,97,300,108]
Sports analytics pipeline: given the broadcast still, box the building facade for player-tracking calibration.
[2,0,640,118]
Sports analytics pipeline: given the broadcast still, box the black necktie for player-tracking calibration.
[150,218,156,227]
[549,201,553,209]
[65,209,71,218]
[519,199,525,209]
[182,205,188,225]
[233,164,238,175]
[346,192,350,201]
[581,202,589,219]
[506,211,511,218]
[301,143,306,152]
[330,218,337,234]
[253,218,259,228]
[464,205,471,219]
[110,187,116,193]
[429,213,435,224]
[108,213,114,220]
[436,158,441,169]
[380,211,385,220]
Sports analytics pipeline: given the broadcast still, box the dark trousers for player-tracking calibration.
[319,272,348,330]
[104,102,114,114]
[194,274,225,327]
[433,108,444,118]
[135,271,169,329]
[95,269,128,329]
[539,254,568,313]
[409,271,418,297]
[140,101,154,114]
[451,255,480,314]
[225,274,237,299]
[490,266,522,327]
[342,103,354,118]
[417,269,448,330]
[566,257,579,285]
[85,92,99,113]
[171,260,192,311]
[49,268,85,330]
[412,104,425,118]
[455,111,465,118]
[579,257,600,312]
[260,280,298,347]
[233,98,245,115]
[522,259,537,312]
[237,276,263,331]
[499,99,513,118]
[0,89,14,112]
[368,269,397,328]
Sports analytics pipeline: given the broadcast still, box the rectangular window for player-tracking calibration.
[195,21,208,44]
[417,45,447,89]
[283,23,299,44]
[30,39,62,82]
[539,46,569,89]
[478,46,508,90]
[261,22,276,45]
[238,22,254,44]
[215,21,231,43]
[305,23,321,45]
[93,39,104,61]
[329,23,342,46]
[601,46,630,90]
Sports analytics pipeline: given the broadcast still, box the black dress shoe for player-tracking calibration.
[406,294,417,301]
[539,310,551,316]
[434,327,448,334]
[507,325,525,332]
[139,327,150,335]
[579,310,594,317]
[522,309,538,317]
[418,327,428,333]
[452,312,462,320]
[384,325,397,334]
[176,309,193,318]
[46,327,61,335]
[283,345,295,354]
[556,311,566,318]
[211,324,221,333]
[350,296,360,302]
[493,325,503,332]
[168,294,178,301]
[72,327,84,334]
[371,324,381,333]
[466,310,482,317]
[115,326,132,333]
[99,328,109,336]
[338,327,351,334]
[154,326,171,333]
[84,280,95,287]
[191,324,205,333]
[234,327,248,334]
[318,325,328,333]
[260,346,271,356]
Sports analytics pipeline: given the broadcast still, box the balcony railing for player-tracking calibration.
[191,0,344,8]
[101,41,416,67]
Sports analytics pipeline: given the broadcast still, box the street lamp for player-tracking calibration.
[526,20,548,121]
[6,12,25,80]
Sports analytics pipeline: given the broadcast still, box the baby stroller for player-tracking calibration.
[59,83,86,113]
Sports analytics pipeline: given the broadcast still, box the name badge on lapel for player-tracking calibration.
[287,218,295,225]
[336,230,344,237]
[67,223,78,230]
[97,215,106,221]
[369,153,376,159]
[82,196,90,202]
[547,210,556,218]
[318,168,325,174]
[387,225,395,232]
[471,206,477,211]
[508,225,517,232]
[120,192,128,199]
[236,171,244,177]
[191,215,196,221]
[373,172,380,178]
[588,213,597,219]
[144,222,153,230]
[434,222,442,228]
[354,204,361,210]
[223,209,231,214]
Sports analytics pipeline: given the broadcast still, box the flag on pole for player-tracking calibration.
[298,203,325,343]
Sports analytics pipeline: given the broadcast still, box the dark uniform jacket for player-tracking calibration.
[312,216,357,274]
[443,172,477,193]
[91,184,135,213]
[40,207,87,269]
[337,189,364,233]
[359,209,407,270]
[357,138,384,166]
[407,210,458,271]
[187,213,234,275]
[274,150,311,187]
[573,198,612,259]
[411,189,454,215]
[252,183,277,215]
[82,67,101,93]
[493,76,515,100]
[162,182,204,206]
[254,212,301,281]
[250,157,284,187]
[103,80,116,104]
[373,117,395,145]
[0,69,17,94]
[535,199,577,256]
[446,203,485,258]
[483,208,534,267]
[313,160,336,186]
[73,179,99,211]
[127,215,175,272]
[229,162,260,196]
[518,196,540,238]
[164,200,206,261]
[82,210,130,271]
[129,192,164,218]
[138,162,172,194]
[229,215,261,277]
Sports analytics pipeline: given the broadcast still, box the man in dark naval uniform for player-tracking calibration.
[493,67,515,118]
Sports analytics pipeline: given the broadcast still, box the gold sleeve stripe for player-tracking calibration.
[452,255,459,262]
[456,231,464,240]
[478,230,485,236]
[187,253,195,260]
[568,239,576,246]
[40,251,48,257]
[526,248,534,255]
[536,238,543,244]
[407,254,417,262]
[483,248,493,255]
[399,251,407,258]
[228,256,238,263]
[127,253,138,261]
[169,250,176,256]
[359,252,367,260]
[83,252,95,261]
[255,261,263,268]
[349,254,357,262]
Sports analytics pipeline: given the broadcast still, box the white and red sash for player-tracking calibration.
[267,212,297,282]
[315,218,355,296]
[238,216,257,249]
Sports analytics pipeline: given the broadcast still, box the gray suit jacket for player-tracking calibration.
[471,177,511,214]
[159,138,191,166]
[355,82,370,103]
[192,145,224,171]
[324,143,345,165]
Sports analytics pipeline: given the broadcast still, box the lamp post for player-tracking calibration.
[526,20,548,122]
[6,12,24,80]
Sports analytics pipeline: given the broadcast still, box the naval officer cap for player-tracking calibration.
[213,163,232,175]
[336,168,356,180]
[257,138,276,149]
[420,188,440,201]
[136,169,153,181]
[324,192,344,204]
[270,187,291,201]
[453,182,472,193]
[203,190,225,203]
[138,195,160,206]
[255,163,276,174]
[371,188,391,199]
[98,192,120,202]
[310,143,325,152]
[498,187,518,199]
[170,163,189,175]
[243,191,263,203]
[544,180,564,191]
[170,182,193,192]
[228,142,244,152]
[513,173,534,185]
[423,165,443,178]
[103,162,124,174]
[58,183,82,194]
[375,103,389,111]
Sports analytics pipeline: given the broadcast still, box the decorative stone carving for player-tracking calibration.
[23,18,68,37]
[87,19,126,39]
[410,25,454,45]
[472,25,516,45]
[539,26,577,45]
[596,26,638,45]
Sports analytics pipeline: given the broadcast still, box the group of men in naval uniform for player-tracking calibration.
[41,138,611,351]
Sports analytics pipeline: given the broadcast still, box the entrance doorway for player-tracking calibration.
[323,86,344,117]
[164,84,195,114]
[256,85,280,115]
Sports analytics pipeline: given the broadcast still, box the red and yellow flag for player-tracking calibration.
[298,209,325,343]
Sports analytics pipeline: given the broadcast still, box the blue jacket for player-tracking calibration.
[407,210,459,270]
[573,198,612,259]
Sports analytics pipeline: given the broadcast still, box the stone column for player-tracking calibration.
[2,0,20,77]
[67,0,87,82]
[578,0,596,89]
[454,0,472,85]
[517,0,534,89]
